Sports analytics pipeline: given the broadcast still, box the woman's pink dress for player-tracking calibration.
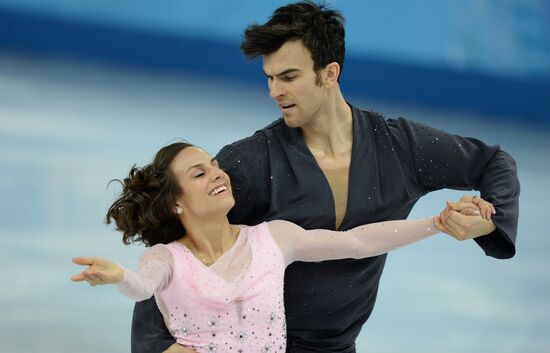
[117,218,437,352]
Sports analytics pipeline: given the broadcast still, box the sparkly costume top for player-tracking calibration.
[117,218,437,352]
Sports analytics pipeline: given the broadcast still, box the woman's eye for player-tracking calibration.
[193,172,205,178]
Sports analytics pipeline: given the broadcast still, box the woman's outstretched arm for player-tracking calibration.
[71,244,173,301]
[270,198,495,265]
[269,217,439,265]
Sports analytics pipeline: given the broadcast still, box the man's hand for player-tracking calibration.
[71,256,124,286]
[162,343,198,353]
[435,195,497,241]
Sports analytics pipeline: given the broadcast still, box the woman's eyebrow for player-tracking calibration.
[186,158,216,173]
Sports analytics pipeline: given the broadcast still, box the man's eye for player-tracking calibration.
[284,76,296,81]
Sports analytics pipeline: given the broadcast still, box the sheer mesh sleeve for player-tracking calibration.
[268,218,438,266]
[116,244,174,302]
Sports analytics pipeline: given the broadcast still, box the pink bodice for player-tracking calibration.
[157,222,286,353]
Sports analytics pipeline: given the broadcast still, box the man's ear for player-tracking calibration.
[324,62,340,87]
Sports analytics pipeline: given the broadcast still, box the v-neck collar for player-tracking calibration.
[177,226,244,269]
[283,103,359,230]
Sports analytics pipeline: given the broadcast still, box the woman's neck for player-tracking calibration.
[179,216,239,266]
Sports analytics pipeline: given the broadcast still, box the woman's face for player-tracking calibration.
[169,147,235,219]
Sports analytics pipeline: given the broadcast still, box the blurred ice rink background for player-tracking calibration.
[1,1,549,352]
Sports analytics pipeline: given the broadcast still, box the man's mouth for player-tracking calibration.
[209,184,228,196]
[280,103,296,111]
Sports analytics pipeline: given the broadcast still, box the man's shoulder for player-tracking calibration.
[215,118,285,164]
[353,105,384,119]
[221,118,284,151]
[352,104,390,125]
[257,117,286,133]
[351,104,418,130]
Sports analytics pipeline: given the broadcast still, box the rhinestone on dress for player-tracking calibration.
[207,317,219,328]
[235,331,247,342]
[178,327,189,337]
[267,312,278,324]
[206,343,216,353]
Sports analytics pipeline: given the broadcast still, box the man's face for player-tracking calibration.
[263,40,327,128]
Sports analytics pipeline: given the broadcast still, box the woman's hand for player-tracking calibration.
[162,343,198,353]
[456,195,496,220]
[71,256,124,286]
[434,195,497,240]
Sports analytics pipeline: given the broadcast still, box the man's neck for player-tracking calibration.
[301,92,353,158]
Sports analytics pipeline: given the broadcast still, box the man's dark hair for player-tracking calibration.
[241,1,346,81]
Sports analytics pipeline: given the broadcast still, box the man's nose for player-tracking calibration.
[269,79,284,99]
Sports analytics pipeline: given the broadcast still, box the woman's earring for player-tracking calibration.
[175,207,183,215]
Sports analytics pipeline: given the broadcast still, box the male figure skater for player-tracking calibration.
[132,2,519,352]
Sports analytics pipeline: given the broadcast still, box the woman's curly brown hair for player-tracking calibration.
[106,142,193,246]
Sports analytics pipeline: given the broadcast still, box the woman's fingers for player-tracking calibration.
[71,257,93,282]
[70,273,86,282]
[71,270,98,285]
[83,270,103,286]
[472,195,496,220]
[446,201,481,216]
[446,201,480,216]
[440,211,468,240]
[71,256,102,285]
[439,208,463,239]
[449,196,496,221]
[73,256,97,265]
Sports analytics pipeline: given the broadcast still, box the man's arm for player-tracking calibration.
[468,149,519,258]
[391,118,520,258]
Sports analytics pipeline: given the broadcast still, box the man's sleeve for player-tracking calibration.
[216,136,270,225]
[131,298,174,353]
[390,118,520,259]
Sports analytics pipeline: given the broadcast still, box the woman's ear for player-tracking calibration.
[173,204,183,215]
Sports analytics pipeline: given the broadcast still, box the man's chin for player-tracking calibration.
[282,115,302,128]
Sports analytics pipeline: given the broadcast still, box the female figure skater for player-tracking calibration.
[71,142,493,353]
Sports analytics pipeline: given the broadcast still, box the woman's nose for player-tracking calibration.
[210,168,224,181]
